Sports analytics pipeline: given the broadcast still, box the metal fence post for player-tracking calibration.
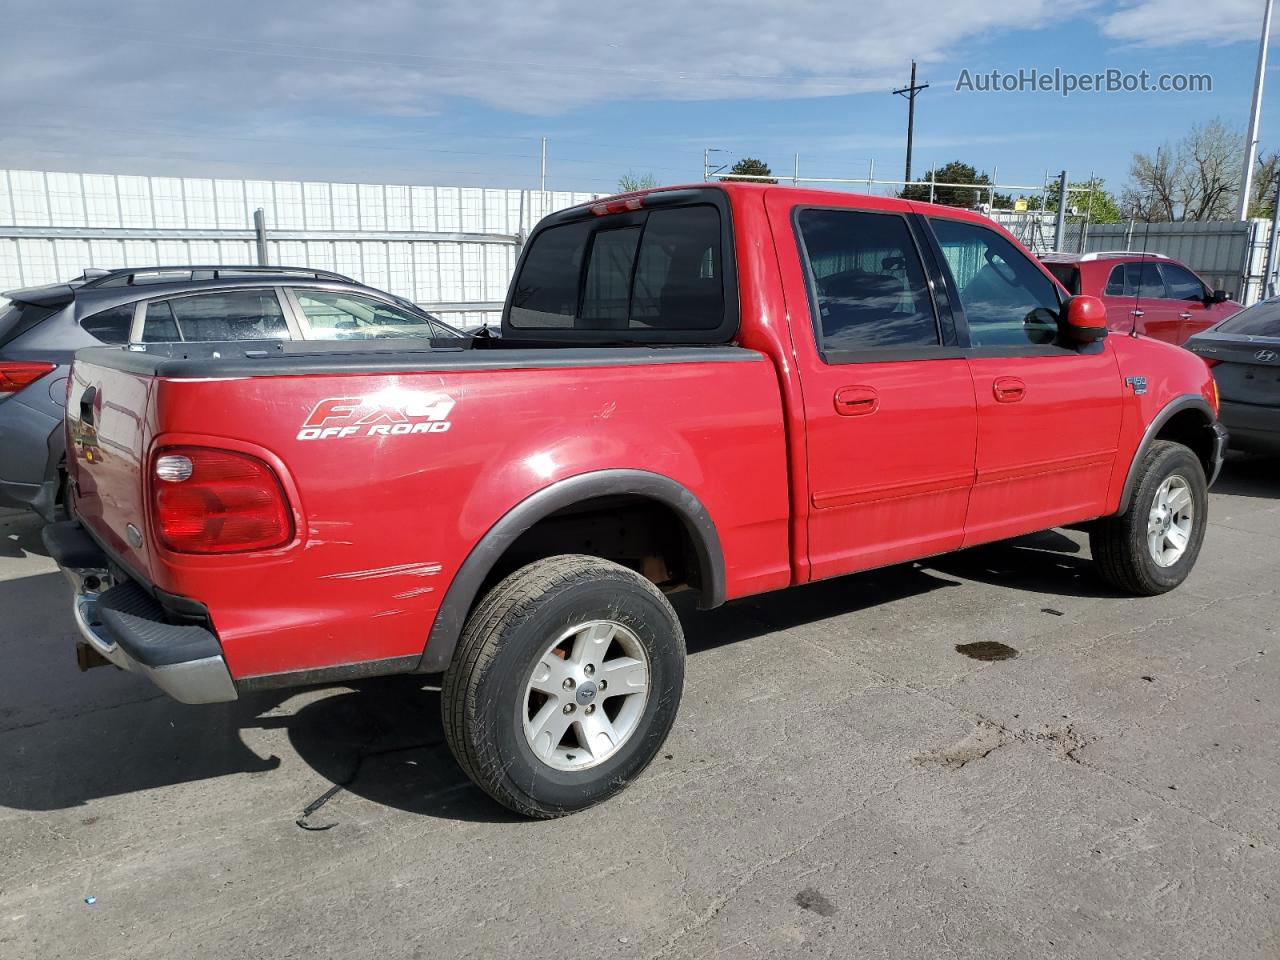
[1054,171,1069,253]
[253,207,268,265]
[1264,176,1280,298]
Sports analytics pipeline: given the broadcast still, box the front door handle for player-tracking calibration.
[1131,309,1145,317]
[1180,311,1193,319]
[834,386,879,416]
[993,377,1026,403]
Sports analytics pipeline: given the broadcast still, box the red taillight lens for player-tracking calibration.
[150,446,293,553]
[590,196,645,216]
[0,361,56,394]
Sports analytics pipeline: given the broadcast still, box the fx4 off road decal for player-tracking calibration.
[297,392,455,440]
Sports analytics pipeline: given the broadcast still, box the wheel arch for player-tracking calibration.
[1116,394,1220,514]
[417,469,725,672]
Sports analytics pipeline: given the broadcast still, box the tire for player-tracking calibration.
[441,554,685,818]
[1090,440,1208,596]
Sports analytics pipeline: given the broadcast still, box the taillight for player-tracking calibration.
[150,446,293,553]
[0,361,56,394]
[590,196,645,216]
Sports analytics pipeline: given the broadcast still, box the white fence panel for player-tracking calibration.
[0,168,602,324]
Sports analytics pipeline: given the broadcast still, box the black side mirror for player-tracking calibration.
[1209,289,1229,304]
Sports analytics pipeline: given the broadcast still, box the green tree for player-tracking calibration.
[723,157,776,184]
[1025,178,1124,223]
[618,171,658,192]
[900,160,1006,208]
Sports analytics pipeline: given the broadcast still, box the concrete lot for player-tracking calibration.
[1,456,1277,960]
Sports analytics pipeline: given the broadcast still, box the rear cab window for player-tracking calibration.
[504,190,736,343]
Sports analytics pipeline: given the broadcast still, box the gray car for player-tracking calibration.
[0,265,461,520]
[1186,297,1280,455]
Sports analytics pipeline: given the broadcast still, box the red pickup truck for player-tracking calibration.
[46,184,1226,817]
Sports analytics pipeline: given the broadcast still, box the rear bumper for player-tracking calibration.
[1219,401,1280,454]
[41,521,237,704]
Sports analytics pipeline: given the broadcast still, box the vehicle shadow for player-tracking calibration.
[1212,451,1278,500]
[926,528,1129,599]
[0,510,48,560]
[0,527,1109,822]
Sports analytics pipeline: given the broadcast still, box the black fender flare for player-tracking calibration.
[1116,394,1222,514]
[417,469,725,672]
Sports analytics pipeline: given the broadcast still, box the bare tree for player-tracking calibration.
[618,171,658,192]
[1123,119,1245,222]
[1250,150,1280,218]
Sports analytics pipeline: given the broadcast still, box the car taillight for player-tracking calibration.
[590,196,645,216]
[0,361,56,394]
[150,446,293,553]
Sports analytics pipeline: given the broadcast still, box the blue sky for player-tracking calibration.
[0,0,1276,199]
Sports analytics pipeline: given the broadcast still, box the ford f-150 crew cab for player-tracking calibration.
[45,183,1227,817]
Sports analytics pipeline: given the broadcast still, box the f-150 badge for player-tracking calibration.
[297,392,455,440]
[1124,375,1148,395]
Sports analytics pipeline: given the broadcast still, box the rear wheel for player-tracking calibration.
[442,555,685,818]
[1090,440,1208,595]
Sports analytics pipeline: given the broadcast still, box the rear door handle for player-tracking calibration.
[993,377,1025,403]
[834,386,879,416]
[1180,311,1193,319]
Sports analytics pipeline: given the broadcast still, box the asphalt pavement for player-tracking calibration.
[1,455,1277,959]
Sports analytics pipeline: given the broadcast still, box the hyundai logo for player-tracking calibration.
[1256,349,1279,363]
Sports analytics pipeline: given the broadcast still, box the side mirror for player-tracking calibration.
[1059,295,1108,344]
[1209,289,1229,304]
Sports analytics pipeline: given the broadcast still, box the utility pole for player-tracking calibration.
[893,60,929,186]
[1238,0,1274,220]
[540,137,547,193]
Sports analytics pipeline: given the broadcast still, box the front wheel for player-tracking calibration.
[1090,440,1208,595]
[441,555,685,818]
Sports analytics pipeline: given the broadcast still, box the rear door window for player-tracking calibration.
[795,208,939,351]
[507,202,730,339]
[80,304,135,344]
[1107,262,1166,298]
[141,290,289,342]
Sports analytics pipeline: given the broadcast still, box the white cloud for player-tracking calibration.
[2,0,1096,119]
[1101,0,1272,47]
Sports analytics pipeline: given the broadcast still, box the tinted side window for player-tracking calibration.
[293,290,438,339]
[631,206,723,331]
[930,218,1061,347]
[580,227,641,329]
[80,304,135,344]
[1105,265,1126,296]
[1044,263,1080,295]
[795,208,938,351]
[1160,263,1207,301]
[509,220,592,328]
[1109,262,1165,298]
[508,205,725,334]
[142,291,288,342]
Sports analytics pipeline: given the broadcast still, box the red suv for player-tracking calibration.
[1041,252,1239,345]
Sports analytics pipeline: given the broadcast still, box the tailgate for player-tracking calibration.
[66,354,156,579]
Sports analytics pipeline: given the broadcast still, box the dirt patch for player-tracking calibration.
[914,720,1010,769]
[794,887,836,917]
[955,641,1019,661]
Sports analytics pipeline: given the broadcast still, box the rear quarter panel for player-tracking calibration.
[137,357,791,679]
